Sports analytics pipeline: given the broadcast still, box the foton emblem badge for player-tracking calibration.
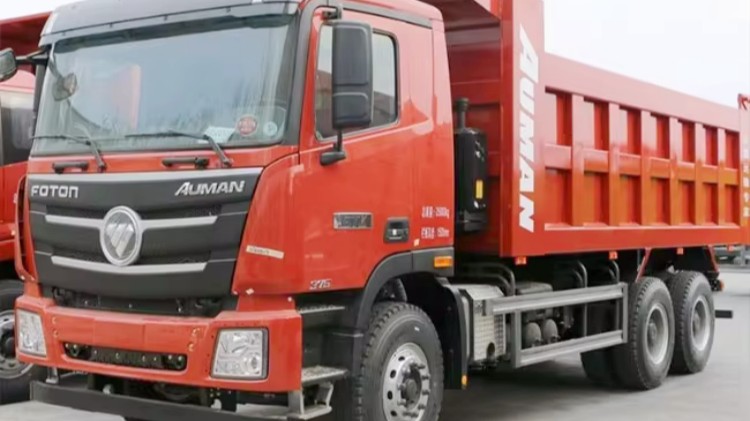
[100,206,143,267]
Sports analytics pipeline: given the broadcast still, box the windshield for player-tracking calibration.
[33,15,297,156]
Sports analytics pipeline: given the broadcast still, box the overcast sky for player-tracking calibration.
[1,0,748,106]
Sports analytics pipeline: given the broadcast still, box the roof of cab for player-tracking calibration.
[45,0,300,36]
[345,0,443,22]
[44,0,442,41]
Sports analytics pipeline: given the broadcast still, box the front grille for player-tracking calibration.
[43,286,235,317]
[55,248,107,263]
[54,248,210,266]
[28,169,260,300]
[64,343,188,371]
[46,206,105,219]
[140,205,222,220]
[46,205,222,220]
[138,254,211,265]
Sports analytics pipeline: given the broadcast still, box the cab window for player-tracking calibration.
[315,25,398,139]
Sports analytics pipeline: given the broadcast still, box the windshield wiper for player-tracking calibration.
[125,130,232,168]
[33,135,107,172]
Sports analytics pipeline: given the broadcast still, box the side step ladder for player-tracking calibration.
[286,366,348,420]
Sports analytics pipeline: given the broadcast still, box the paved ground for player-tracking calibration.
[3,271,750,421]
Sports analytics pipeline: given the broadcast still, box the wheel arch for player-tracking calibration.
[341,248,467,389]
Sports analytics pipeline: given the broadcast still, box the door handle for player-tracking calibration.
[384,218,409,243]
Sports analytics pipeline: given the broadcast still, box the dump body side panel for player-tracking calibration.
[436,0,748,257]
[535,56,747,255]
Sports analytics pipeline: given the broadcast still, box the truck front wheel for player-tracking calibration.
[0,280,45,405]
[614,277,675,390]
[668,271,714,374]
[332,302,444,421]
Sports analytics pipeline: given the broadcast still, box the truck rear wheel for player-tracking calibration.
[331,302,443,421]
[614,277,675,390]
[0,280,45,404]
[668,271,714,374]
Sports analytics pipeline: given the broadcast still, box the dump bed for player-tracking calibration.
[0,13,49,55]
[425,0,750,257]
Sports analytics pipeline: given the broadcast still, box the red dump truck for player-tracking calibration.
[0,0,748,419]
[0,13,48,404]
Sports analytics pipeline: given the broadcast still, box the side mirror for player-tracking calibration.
[321,21,373,166]
[331,21,373,130]
[0,49,18,83]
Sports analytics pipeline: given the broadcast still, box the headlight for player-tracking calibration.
[211,329,266,379]
[17,310,46,357]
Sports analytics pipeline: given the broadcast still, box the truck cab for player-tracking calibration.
[4,1,456,418]
[0,12,49,405]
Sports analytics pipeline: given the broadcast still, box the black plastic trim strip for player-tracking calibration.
[435,278,468,390]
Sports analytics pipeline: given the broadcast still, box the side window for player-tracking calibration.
[0,90,34,165]
[315,25,398,139]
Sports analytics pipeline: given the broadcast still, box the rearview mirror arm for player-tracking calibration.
[320,130,346,166]
[18,50,49,67]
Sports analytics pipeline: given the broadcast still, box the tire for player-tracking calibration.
[330,302,443,421]
[580,304,620,387]
[668,271,715,374]
[613,277,675,390]
[0,280,45,405]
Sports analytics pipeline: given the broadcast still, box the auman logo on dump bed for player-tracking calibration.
[175,181,246,197]
[518,25,538,233]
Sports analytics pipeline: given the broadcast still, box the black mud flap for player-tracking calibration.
[715,309,733,319]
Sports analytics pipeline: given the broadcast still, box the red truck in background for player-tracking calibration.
[0,0,748,420]
[0,13,47,404]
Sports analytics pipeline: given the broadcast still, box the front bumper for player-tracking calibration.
[32,376,280,421]
[16,295,302,393]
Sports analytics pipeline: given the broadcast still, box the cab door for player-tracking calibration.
[294,9,417,292]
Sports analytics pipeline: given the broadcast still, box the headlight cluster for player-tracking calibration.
[211,329,266,379]
[17,310,47,357]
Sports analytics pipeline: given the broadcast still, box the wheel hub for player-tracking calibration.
[0,336,14,357]
[644,303,669,366]
[383,343,431,421]
[403,377,419,402]
[690,296,711,351]
[648,322,657,343]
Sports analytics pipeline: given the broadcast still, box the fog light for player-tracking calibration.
[211,329,266,379]
[17,310,46,357]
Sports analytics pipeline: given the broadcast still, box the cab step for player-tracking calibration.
[298,305,346,328]
[301,366,348,387]
[286,366,348,420]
